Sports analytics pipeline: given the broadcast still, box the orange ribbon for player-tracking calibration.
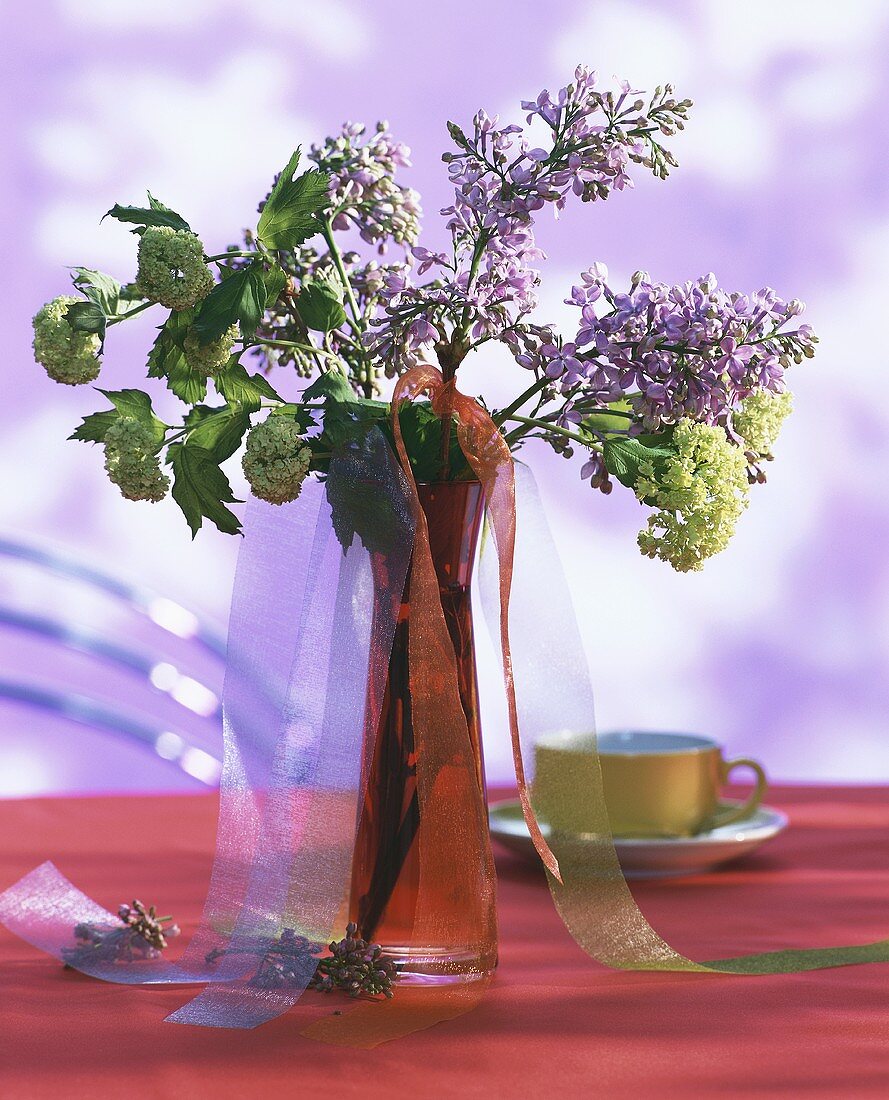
[391,364,562,884]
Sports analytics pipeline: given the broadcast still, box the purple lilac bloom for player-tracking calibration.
[309,121,421,253]
[364,69,692,371]
[541,342,584,383]
[545,271,818,431]
[581,451,613,495]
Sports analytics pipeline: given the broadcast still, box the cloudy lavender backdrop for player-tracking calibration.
[2,0,887,794]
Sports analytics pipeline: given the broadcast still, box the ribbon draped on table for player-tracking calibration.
[0,431,416,1031]
[3,364,889,1045]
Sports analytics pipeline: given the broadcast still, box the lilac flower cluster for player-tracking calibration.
[309,122,422,253]
[309,922,397,999]
[364,68,692,372]
[543,269,817,432]
[62,900,179,967]
[204,924,397,998]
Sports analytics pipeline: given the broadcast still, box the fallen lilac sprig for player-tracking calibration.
[205,923,398,998]
[62,900,179,967]
[309,922,398,999]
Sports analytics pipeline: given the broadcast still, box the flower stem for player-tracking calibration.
[456,231,490,336]
[320,217,374,398]
[205,251,259,263]
[492,376,550,426]
[502,414,600,450]
[320,220,362,327]
[251,337,347,371]
[251,336,349,380]
[107,301,154,327]
[163,425,190,446]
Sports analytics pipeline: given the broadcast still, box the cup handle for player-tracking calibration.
[710,757,768,828]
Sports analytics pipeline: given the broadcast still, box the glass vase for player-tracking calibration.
[349,480,498,983]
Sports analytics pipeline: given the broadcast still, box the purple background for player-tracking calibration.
[2,1,888,794]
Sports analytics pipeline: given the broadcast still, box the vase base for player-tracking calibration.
[382,944,497,986]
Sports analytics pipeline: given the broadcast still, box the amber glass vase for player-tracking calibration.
[349,480,498,983]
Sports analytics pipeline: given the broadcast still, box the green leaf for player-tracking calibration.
[71,268,123,316]
[256,150,330,250]
[386,401,469,483]
[325,428,405,555]
[71,389,166,448]
[191,262,266,345]
[262,263,288,308]
[119,282,144,304]
[239,267,267,338]
[167,442,242,537]
[185,404,251,464]
[97,387,152,418]
[66,269,144,349]
[147,192,178,215]
[304,372,376,452]
[268,403,314,432]
[97,388,167,447]
[582,401,633,437]
[603,436,675,489]
[296,277,347,332]
[65,300,106,336]
[302,370,359,406]
[146,310,208,404]
[216,360,283,412]
[392,403,440,482]
[104,196,191,233]
[69,410,119,444]
[167,358,209,405]
[147,311,187,378]
[301,371,392,466]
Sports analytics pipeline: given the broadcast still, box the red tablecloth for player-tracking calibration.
[2,786,889,1098]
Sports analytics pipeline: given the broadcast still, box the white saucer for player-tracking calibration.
[489,799,789,879]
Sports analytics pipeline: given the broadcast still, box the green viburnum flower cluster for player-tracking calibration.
[31,156,335,535]
[242,417,312,505]
[733,389,794,458]
[136,227,214,310]
[183,324,237,377]
[103,417,170,503]
[32,296,101,385]
[635,421,750,573]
